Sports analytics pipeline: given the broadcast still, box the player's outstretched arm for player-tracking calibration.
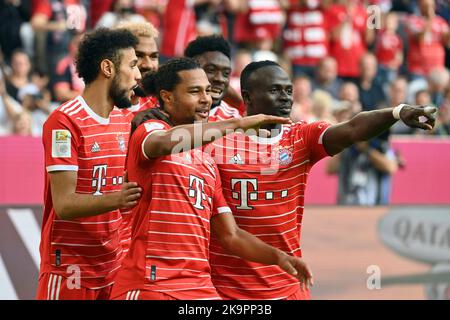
[211,212,313,289]
[49,171,142,220]
[322,105,437,156]
[144,114,291,158]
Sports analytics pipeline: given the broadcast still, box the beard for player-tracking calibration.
[109,75,132,109]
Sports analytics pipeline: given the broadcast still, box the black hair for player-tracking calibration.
[75,28,138,85]
[184,35,231,59]
[141,57,200,107]
[240,60,281,91]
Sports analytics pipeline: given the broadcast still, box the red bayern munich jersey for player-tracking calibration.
[208,101,241,122]
[119,95,159,256]
[40,96,132,289]
[127,96,159,115]
[110,120,230,300]
[206,121,331,299]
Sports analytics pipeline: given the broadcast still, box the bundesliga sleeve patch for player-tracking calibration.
[52,129,72,158]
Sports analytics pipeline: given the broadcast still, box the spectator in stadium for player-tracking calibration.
[327,0,374,81]
[339,81,362,115]
[116,20,160,115]
[357,53,387,111]
[311,56,342,100]
[388,77,413,135]
[36,28,142,300]
[229,48,252,97]
[184,34,241,122]
[30,0,87,75]
[5,49,33,102]
[310,89,336,123]
[290,75,314,123]
[229,0,285,51]
[19,70,52,136]
[11,109,33,136]
[95,0,146,28]
[159,0,197,59]
[283,0,329,78]
[434,87,450,135]
[0,0,32,63]
[207,60,436,300]
[53,32,84,103]
[375,11,403,85]
[427,67,450,107]
[0,71,22,135]
[405,0,450,79]
[110,57,312,300]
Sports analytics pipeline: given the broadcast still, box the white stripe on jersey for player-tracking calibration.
[145,255,208,262]
[47,165,79,172]
[50,240,113,247]
[151,211,210,223]
[148,231,208,241]
[68,105,84,116]
[47,274,53,300]
[237,215,297,228]
[54,217,122,225]
[147,240,207,250]
[160,160,215,180]
[233,205,303,219]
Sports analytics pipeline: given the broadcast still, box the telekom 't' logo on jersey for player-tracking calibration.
[92,165,124,195]
[92,165,107,195]
[188,175,207,210]
[231,178,289,210]
[231,179,258,210]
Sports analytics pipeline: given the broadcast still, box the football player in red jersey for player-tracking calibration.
[184,35,243,121]
[116,21,160,114]
[208,60,437,300]
[37,28,142,300]
[110,57,313,300]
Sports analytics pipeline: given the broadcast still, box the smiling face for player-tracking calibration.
[195,51,231,107]
[244,65,293,118]
[132,36,159,101]
[161,68,212,126]
[108,47,142,109]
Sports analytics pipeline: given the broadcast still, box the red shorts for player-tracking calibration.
[112,290,176,300]
[36,273,112,300]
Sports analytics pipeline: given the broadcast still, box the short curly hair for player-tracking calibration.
[75,28,138,85]
[184,35,231,59]
[142,57,200,107]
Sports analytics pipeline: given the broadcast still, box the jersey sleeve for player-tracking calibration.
[129,119,169,164]
[296,121,332,166]
[211,163,231,217]
[43,111,80,172]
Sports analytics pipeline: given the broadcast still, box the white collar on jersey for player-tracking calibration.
[247,125,285,145]
[127,102,141,112]
[77,95,110,125]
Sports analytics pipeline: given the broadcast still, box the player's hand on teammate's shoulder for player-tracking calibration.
[277,252,314,290]
[399,105,437,131]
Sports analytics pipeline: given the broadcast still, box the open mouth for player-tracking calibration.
[210,87,224,99]
[195,109,209,119]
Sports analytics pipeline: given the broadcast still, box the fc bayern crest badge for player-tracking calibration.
[117,134,126,152]
[277,148,293,165]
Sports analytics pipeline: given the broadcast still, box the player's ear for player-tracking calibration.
[160,90,172,107]
[241,89,251,106]
[100,59,114,79]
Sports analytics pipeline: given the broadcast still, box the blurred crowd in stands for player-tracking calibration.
[1,0,450,137]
